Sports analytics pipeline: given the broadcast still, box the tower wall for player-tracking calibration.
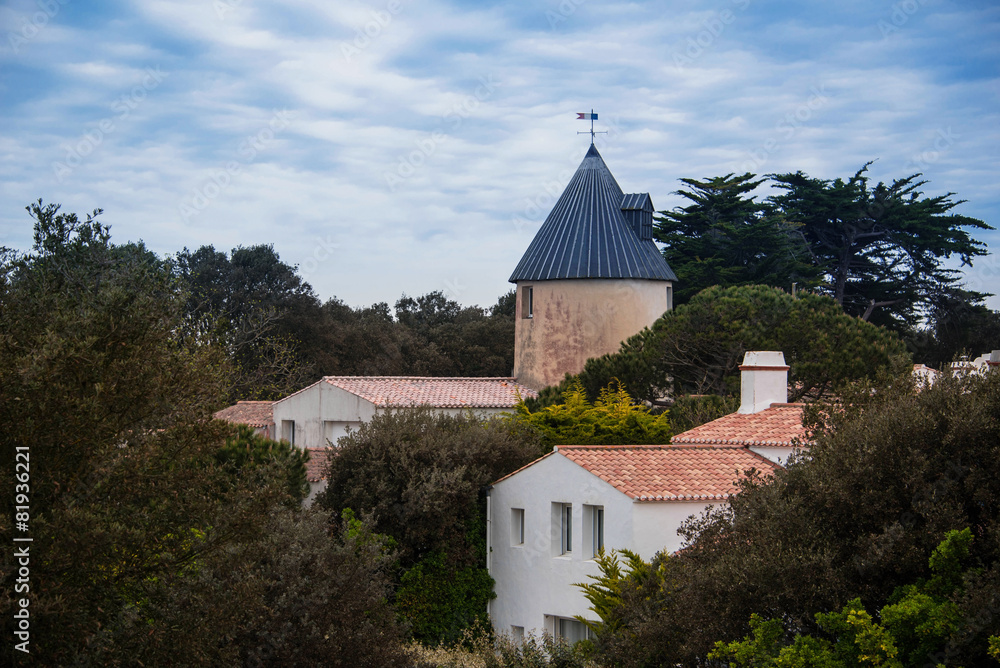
[513,278,670,391]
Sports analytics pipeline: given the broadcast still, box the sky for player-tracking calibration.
[1,0,998,310]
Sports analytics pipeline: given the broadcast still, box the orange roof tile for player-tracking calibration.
[670,404,807,447]
[214,400,274,428]
[321,376,537,408]
[557,445,780,501]
[305,447,333,483]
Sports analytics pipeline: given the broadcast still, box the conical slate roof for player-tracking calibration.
[509,144,677,282]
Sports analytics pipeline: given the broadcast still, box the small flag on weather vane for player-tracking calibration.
[576,109,607,143]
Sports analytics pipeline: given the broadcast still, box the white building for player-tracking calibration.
[271,376,537,449]
[486,443,780,641]
[486,351,808,641]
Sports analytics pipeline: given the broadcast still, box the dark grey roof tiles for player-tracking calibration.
[509,145,677,282]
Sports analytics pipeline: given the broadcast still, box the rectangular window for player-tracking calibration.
[666,284,673,311]
[557,618,593,644]
[511,508,525,546]
[583,505,605,558]
[281,419,295,446]
[511,626,525,643]
[521,285,533,319]
[562,503,572,554]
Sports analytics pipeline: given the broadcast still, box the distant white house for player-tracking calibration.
[486,351,806,642]
[271,376,537,449]
[486,443,780,642]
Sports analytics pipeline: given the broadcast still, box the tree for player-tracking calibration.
[708,529,978,668]
[589,367,1000,666]
[767,164,993,331]
[0,202,412,665]
[215,423,310,506]
[512,380,672,451]
[654,173,820,306]
[316,409,542,644]
[565,285,910,405]
[910,286,1000,367]
[173,244,319,401]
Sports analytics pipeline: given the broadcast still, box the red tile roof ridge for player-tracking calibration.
[554,443,747,451]
[490,451,558,486]
[498,444,783,502]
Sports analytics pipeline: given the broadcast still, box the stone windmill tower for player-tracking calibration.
[509,143,677,390]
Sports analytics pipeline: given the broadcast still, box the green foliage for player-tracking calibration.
[654,173,821,306]
[418,622,593,668]
[317,408,542,642]
[767,164,993,331]
[512,380,671,450]
[575,549,667,638]
[397,550,495,645]
[588,370,1000,667]
[709,530,979,668]
[668,393,740,433]
[174,243,318,401]
[215,423,310,505]
[568,285,910,404]
[0,202,412,665]
[315,289,515,378]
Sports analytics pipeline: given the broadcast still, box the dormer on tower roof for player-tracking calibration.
[509,144,676,283]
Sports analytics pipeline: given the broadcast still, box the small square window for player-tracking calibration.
[511,625,525,643]
[511,508,525,546]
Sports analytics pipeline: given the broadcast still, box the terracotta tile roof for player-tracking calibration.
[670,404,807,447]
[305,447,333,483]
[214,400,274,428]
[557,445,780,501]
[320,377,537,408]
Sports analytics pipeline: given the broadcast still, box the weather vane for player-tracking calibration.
[577,109,607,144]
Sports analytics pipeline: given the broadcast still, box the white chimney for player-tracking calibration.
[739,351,789,414]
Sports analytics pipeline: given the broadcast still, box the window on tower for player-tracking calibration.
[521,286,534,319]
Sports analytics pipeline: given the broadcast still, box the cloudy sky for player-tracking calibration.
[1,0,998,310]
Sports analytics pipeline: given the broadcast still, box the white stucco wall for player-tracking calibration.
[272,380,514,449]
[272,381,374,448]
[631,500,714,557]
[488,454,714,639]
[749,445,799,466]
